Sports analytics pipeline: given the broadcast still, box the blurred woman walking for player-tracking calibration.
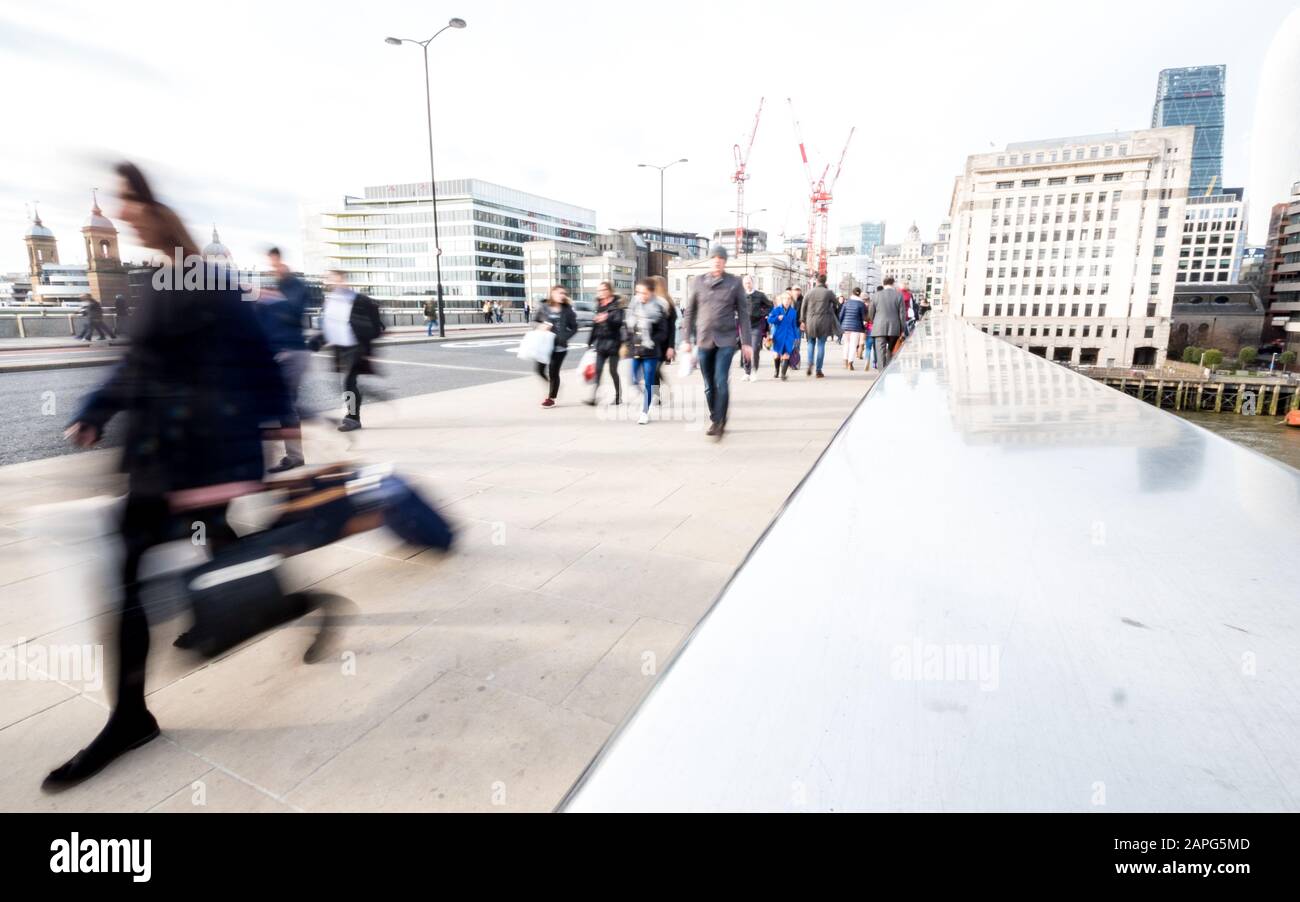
[532,286,579,408]
[839,287,868,371]
[46,161,290,790]
[627,279,671,425]
[649,275,677,408]
[584,280,624,408]
[766,291,801,381]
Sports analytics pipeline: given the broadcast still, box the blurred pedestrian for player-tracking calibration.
[741,274,772,382]
[78,294,115,341]
[766,290,800,380]
[839,287,868,371]
[800,273,837,378]
[649,275,677,407]
[532,286,578,408]
[319,270,384,432]
[112,293,130,336]
[258,247,311,472]
[584,280,624,408]
[45,161,290,791]
[627,278,670,425]
[682,244,752,439]
[423,297,439,336]
[482,299,493,324]
[901,279,916,335]
[790,289,800,374]
[869,277,906,369]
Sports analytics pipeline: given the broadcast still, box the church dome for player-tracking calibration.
[202,225,232,261]
[83,191,115,231]
[25,209,55,239]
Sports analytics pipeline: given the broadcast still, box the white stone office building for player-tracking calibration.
[1177,189,1246,285]
[524,241,636,307]
[875,223,936,298]
[826,253,882,296]
[945,127,1195,367]
[930,219,952,309]
[579,252,636,303]
[666,253,808,307]
[310,179,596,313]
[524,239,590,306]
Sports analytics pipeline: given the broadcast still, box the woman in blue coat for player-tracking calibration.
[766,291,801,381]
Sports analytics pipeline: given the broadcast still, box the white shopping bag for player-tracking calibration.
[517,328,556,364]
[577,348,598,384]
[680,347,698,378]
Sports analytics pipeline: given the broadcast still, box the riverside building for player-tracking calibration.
[945,127,1195,367]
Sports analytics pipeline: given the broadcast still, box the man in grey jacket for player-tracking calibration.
[682,245,752,439]
[868,276,906,370]
[800,273,838,378]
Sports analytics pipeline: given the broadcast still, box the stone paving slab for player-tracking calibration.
[0,351,874,811]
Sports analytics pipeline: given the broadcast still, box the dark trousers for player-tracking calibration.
[698,345,737,426]
[876,334,897,369]
[115,495,237,714]
[79,319,114,340]
[536,349,568,400]
[743,325,765,374]
[338,346,365,422]
[594,350,621,401]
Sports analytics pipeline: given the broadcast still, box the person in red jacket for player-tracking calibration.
[900,280,917,335]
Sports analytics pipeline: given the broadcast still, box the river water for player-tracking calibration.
[1174,409,1300,471]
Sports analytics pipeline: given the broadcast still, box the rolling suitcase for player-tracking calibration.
[181,535,316,659]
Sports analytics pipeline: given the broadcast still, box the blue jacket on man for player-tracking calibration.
[254,273,309,353]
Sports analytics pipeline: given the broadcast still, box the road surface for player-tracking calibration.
[0,337,541,466]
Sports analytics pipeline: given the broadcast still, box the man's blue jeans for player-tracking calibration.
[697,345,736,426]
[805,336,827,373]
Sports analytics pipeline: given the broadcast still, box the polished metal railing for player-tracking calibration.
[561,314,1300,813]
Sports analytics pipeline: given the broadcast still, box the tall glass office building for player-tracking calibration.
[837,220,886,256]
[315,180,597,311]
[1151,65,1226,197]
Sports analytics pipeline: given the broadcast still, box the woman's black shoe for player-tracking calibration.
[42,710,160,792]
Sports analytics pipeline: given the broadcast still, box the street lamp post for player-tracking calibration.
[637,159,687,275]
[386,18,467,338]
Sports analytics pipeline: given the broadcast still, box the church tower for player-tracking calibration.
[82,190,130,307]
[24,205,59,281]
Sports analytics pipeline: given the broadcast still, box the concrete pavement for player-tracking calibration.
[0,351,875,811]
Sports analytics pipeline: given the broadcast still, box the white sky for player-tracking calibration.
[2,0,1297,274]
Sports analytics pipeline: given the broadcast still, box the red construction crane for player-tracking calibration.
[788,98,854,279]
[732,98,764,258]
